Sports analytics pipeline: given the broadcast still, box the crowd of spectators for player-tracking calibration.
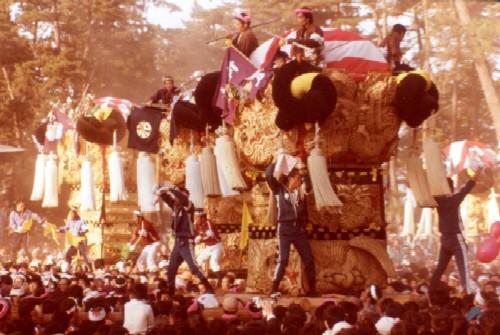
[0,237,497,335]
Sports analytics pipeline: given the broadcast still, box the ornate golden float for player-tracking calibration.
[60,69,400,295]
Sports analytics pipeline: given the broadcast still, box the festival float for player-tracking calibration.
[29,28,460,295]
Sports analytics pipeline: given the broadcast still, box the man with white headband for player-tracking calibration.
[129,210,161,273]
[230,12,259,57]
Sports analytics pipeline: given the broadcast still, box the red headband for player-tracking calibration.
[234,13,251,23]
[295,8,313,14]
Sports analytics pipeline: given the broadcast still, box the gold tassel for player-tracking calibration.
[405,154,437,207]
[214,130,247,191]
[423,139,451,196]
[307,124,343,210]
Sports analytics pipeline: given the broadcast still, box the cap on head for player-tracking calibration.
[162,76,174,83]
[233,12,251,24]
[295,7,313,14]
[133,210,142,217]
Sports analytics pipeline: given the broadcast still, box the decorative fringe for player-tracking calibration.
[214,134,247,191]
[307,147,343,210]
[199,146,221,197]
[423,139,451,196]
[348,236,396,277]
[405,155,437,207]
[185,154,205,209]
[80,159,96,211]
[136,152,158,212]
[42,153,58,208]
[266,190,277,225]
[402,188,416,237]
[109,149,127,202]
[30,154,47,201]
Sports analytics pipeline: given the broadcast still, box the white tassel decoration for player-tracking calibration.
[307,124,342,210]
[108,150,127,202]
[405,154,437,208]
[136,152,158,212]
[416,207,434,237]
[215,155,239,197]
[80,159,96,211]
[214,133,247,191]
[423,139,451,196]
[402,188,416,237]
[200,146,221,197]
[30,154,47,201]
[185,154,205,208]
[42,153,58,208]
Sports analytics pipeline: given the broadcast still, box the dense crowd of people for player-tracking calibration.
[0,239,496,335]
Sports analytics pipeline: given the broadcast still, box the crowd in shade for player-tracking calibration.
[0,237,496,335]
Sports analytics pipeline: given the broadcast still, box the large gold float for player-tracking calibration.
[60,69,400,294]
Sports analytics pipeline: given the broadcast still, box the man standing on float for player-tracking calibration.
[155,184,215,296]
[266,156,317,297]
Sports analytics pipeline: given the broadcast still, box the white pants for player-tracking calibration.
[196,243,223,272]
[136,242,160,272]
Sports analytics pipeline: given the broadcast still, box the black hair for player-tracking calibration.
[323,305,345,328]
[0,275,12,286]
[393,24,407,34]
[274,50,289,62]
[131,283,148,300]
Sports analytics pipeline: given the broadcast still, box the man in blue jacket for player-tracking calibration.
[156,184,214,297]
[429,168,482,293]
[266,157,317,297]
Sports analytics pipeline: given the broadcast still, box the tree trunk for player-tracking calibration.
[413,7,425,71]
[372,6,383,43]
[421,0,435,139]
[381,0,388,37]
[454,0,500,146]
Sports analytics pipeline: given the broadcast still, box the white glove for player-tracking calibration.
[154,182,174,195]
[128,243,136,251]
[194,236,202,244]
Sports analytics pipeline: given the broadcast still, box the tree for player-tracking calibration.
[454,0,500,146]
